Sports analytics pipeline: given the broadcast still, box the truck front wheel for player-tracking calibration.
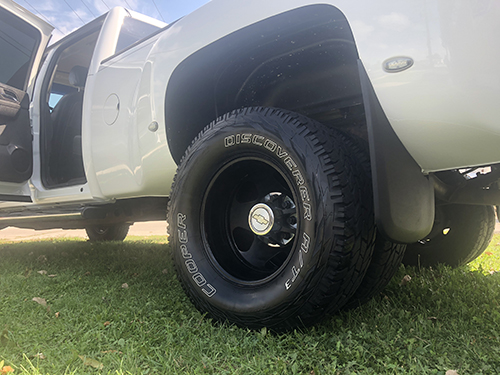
[167,107,375,330]
[85,223,130,242]
[402,204,495,267]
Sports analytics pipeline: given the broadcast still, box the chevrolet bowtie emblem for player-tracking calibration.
[252,213,269,226]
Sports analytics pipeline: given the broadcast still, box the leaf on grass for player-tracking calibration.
[48,274,57,278]
[55,312,60,318]
[32,297,47,307]
[32,297,50,312]
[32,352,46,360]
[37,270,47,275]
[399,275,412,286]
[121,283,129,289]
[0,361,14,374]
[427,316,438,321]
[1,365,14,374]
[103,321,111,327]
[446,370,459,375]
[84,271,91,276]
[162,269,169,274]
[78,355,104,370]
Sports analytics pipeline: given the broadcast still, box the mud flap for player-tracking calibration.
[358,60,434,243]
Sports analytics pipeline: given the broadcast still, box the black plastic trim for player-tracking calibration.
[359,60,434,243]
[0,194,32,202]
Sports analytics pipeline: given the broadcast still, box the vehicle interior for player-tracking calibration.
[40,30,100,188]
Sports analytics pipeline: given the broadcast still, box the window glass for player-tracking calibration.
[115,17,160,54]
[48,93,63,108]
[0,7,40,90]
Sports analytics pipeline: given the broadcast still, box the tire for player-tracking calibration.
[345,234,406,309]
[167,107,375,330]
[402,204,495,267]
[85,223,130,242]
[335,134,406,309]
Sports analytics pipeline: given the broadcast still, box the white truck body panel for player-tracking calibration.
[352,1,500,173]
[88,31,172,199]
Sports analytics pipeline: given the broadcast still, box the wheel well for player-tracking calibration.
[165,4,364,163]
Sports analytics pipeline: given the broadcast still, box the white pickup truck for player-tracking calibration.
[1,0,499,330]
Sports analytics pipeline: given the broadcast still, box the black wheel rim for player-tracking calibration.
[202,157,298,284]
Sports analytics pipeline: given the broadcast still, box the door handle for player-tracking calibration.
[1,91,19,103]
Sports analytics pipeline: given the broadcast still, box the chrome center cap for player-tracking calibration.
[248,203,275,236]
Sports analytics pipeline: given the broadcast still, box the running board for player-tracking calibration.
[0,197,167,230]
[0,212,131,230]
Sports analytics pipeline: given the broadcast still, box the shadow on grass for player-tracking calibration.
[0,237,499,374]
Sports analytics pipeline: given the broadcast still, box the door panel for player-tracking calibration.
[0,83,32,183]
[0,83,23,118]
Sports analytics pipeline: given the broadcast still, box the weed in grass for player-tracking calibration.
[0,235,499,374]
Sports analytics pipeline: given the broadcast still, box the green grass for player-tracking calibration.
[1,234,500,374]
[469,235,500,275]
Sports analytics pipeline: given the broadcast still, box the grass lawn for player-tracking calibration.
[0,233,499,374]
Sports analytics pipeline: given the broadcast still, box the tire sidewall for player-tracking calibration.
[170,115,330,318]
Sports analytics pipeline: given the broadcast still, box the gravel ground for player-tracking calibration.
[0,221,167,241]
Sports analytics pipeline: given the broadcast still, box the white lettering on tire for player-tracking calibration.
[177,213,217,298]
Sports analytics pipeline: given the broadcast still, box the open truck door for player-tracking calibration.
[0,0,52,201]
